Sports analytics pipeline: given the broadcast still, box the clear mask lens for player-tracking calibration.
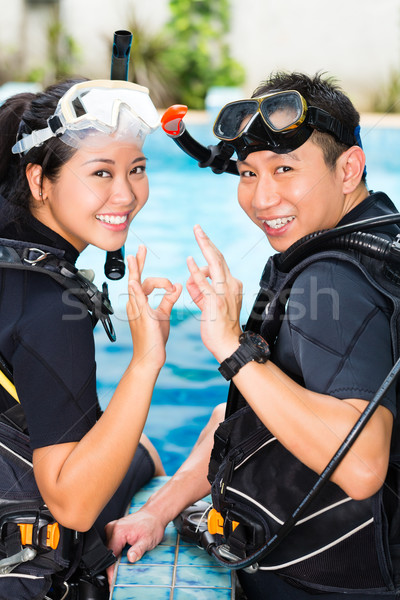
[59,105,152,149]
[214,101,259,140]
[260,92,304,132]
[64,86,160,131]
[11,80,160,155]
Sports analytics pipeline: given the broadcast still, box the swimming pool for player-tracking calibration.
[77,119,400,475]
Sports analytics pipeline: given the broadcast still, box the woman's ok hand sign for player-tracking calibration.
[127,245,182,371]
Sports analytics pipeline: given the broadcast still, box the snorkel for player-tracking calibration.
[161,105,239,175]
[104,30,133,281]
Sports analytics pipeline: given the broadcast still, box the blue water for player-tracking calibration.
[77,121,400,475]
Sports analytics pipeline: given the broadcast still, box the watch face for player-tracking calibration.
[240,331,270,362]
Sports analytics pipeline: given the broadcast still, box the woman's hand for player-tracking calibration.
[127,245,182,370]
[186,225,242,360]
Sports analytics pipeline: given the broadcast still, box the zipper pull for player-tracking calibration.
[220,458,234,501]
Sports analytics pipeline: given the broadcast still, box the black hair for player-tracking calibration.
[0,78,86,224]
[252,72,364,179]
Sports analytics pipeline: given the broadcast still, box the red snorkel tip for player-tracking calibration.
[161,105,188,136]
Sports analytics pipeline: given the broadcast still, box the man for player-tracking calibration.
[106,72,400,598]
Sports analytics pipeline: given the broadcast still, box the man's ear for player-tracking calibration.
[339,146,366,194]
[25,163,44,201]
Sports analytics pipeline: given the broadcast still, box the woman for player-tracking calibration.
[0,78,181,597]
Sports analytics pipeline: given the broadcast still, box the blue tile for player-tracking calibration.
[118,548,129,563]
[159,524,178,546]
[174,588,232,600]
[112,587,171,600]
[177,545,223,567]
[178,535,200,546]
[110,477,234,598]
[128,476,171,508]
[115,564,173,586]
[175,565,232,589]
[128,491,155,507]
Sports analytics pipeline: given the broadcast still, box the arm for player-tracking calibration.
[186,225,393,501]
[32,247,182,531]
[230,362,393,499]
[105,403,225,578]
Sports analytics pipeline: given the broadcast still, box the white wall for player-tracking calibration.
[0,0,399,110]
[0,0,54,72]
[59,0,169,78]
[229,0,400,109]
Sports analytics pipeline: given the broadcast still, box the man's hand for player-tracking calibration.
[186,225,243,361]
[105,509,167,585]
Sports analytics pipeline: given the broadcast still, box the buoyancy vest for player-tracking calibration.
[0,239,116,599]
[0,238,116,341]
[208,224,400,594]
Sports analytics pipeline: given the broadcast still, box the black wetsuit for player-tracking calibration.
[238,192,400,599]
[273,192,398,417]
[0,213,154,539]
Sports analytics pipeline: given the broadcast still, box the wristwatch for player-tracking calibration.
[218,331,270,381]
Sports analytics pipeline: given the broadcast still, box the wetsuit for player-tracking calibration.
[238,192,400,598]
[0,213,154,540]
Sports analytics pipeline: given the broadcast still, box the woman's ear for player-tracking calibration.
[339,146,366,194]
[25,163,45,201]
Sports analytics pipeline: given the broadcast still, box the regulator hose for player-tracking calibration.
[278,213,400,272]
[210,353,400,570]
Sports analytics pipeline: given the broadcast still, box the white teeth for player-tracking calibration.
[263,216,295,229]
[96,214,128,225]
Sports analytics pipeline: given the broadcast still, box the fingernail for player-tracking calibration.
[128,550,137,562]
[195,225,206,238]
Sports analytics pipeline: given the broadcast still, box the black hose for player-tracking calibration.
[172,126,239,175]
[278,213,400,272]
[211,354,400,570]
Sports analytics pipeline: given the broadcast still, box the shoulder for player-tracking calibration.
[4,269,95,346]
[293,255,367,285]
[290,255,390,311]
[285,254,392,348]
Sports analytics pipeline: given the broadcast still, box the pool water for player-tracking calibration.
[77,120,400,475]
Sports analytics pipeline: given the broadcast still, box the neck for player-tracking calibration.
[342,183,369,218]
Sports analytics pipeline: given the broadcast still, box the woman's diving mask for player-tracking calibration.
[213,90,357,160]
[12,80,160,154]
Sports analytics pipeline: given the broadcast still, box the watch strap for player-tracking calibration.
[218,344,252,380]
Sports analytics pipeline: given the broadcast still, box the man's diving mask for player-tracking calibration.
[12,80,160,155]
[213,90,357,160]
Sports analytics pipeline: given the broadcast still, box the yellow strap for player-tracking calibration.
[0,369,19,403]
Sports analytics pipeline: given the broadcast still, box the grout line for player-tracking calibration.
[169,532,180,600]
